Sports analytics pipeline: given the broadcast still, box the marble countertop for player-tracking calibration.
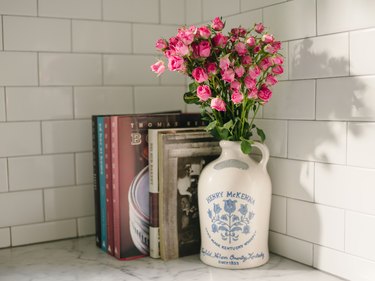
[0,236,344,281]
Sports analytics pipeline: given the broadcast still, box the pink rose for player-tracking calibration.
[254,45,261,53]
[248,66,261,79]
[230,80,241,91]
[150,60,165,76]
[272,65,284,75]
[211,97,226,111]
[241,55,252,65]
[221,68,235,83]
[273,55,284,65]
[177,27,194,45]
[212,33,228,47]
[192,67,208,83]
[211,17,224,31]
[175,40,189,56]
[219,55,231,70]
[231,91,244,104]
[258,85,272,103]
[198,41,211,57]
[255,23,264,33]
[265,74,278,86]
[262,34,274,43]
[248,88,258,99]
[272,41,282,52]
[155,39,167,50]
[206,62,217,75]
[168,55,185,72]
[234,65,245,78]
[246,36,255,46]
[264,44,276,54]
[244,75,256,89]
[198,26,211,39]
[260,57,273,70]
[197,85,212,101]
[164,49,175,58]
[235,42,248,56]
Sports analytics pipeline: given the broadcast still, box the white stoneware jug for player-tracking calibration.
[198,140,271,269]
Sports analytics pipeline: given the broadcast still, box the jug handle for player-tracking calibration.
[252,142,270,170]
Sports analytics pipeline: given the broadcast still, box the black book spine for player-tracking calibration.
[92,116,101,248]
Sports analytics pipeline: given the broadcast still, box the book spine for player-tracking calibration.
[148,130,160,259]
[111,116,121,259]
[97,117,107,251]
[92,116,101,248]
[104,117,114,255]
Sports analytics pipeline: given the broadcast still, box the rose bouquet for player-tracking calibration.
[151,17,284,153]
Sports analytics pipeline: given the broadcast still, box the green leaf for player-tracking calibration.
[256,128,266,143]
[223,119,233,130]
[183,91,199,104]
[189,82,198,93]
[206,120,217,131]
[240,140,252,154]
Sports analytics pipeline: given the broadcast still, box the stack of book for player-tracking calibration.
[92,112,220,260]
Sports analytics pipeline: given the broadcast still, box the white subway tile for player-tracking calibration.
[314,244,375,281]
[317,76,375,121]
[0,19,2,51]
[38,0,101,20]
[203,0,240,22]
[8,154,75,191]
[42,120,92,154]
[0,122,41,157]
[268,157,314,202]
[252,119,287,157]
[223,10,262,34]
[241,0,287,12]
[316,163,375,215]
[269,231,313,266]
[0,88,5,121]
[348,123,375,168]
[186,0,202,25]
[0,228,10,248]
[288,121,347,164]
[318,0,375,35]
[0,52,38,86]
[270,195,286,233]
[346,211,375,261]
[186,104,199,113]
[264,0,316,42]
[75,152,93,185]
[6,87,73,121]
[134,86,186,114]
[44,185,94,221]
[72,21,131,53]
[0,159,7,192]
[263,80,315,120]
[289,33,349,80]
[133,24,179,55]
[77,216,95,236]
[3,16,70,52]
[103,55,158,85]
[350,29,375,76]
[161,0,185,25]
[11,220,77,246]
[74,86,133,119]
[103,0,159,23]
[0,0,37,16]
[39,53,102,86]
[0,190,43,227]
[160,68,186,85]
[287,199,345,250]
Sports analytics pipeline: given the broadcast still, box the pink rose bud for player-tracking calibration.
[198,26,211,39]
[258,84,272,103]
[206,62,217,75]
[254,45,261,53]
[230,80,241,91]
[189,25,198,34]
[198,40,211,57]
[197,85,212,101]
[244,75,256,89]
[234,65,245,78]
[175,40,189,56]
[273,55,284,65]
[211,17,224,31]
[192,67,208,83]
[235,42,248,56]
[272,41,282,52]
[168,55,185,72]
[262,34,274,43]
[248,66,261,79]
[260,57,273,71]
[255,23,264,33]
[150,60,165,76]
[155,39,167,50]
[164,49,175,58]
[221,68,235,83]
[246,36,256,46]
[177,27,194,45]
[265,74,278,86]
[264,44,276,54]
[272,65,284,75]
[219,55,231,71]
[211,97,226,111]
[212,33,228,47]
[241,55,252,65]
[248,88,258,99]
[231,91,244,104]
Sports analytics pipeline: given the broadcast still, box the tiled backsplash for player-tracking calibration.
[1,0,375,280]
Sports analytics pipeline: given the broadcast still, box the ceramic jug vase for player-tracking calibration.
[198,140,272,269]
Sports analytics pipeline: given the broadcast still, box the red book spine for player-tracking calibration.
[111,116,121,259]
[104,117,114,255]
